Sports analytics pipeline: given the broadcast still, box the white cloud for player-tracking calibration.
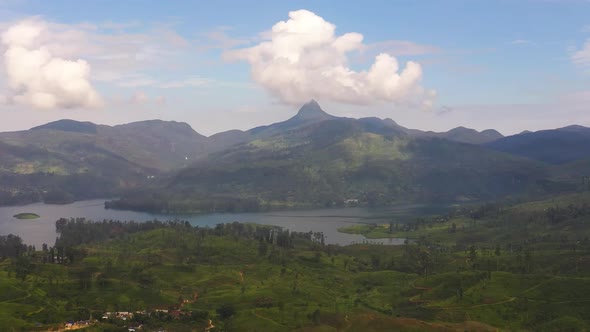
[158,77,209,88]
[1,18,102,109]
[200,26,251,50]
[131,91,148,104]
[117,76,158,87]
[572,39,590,69]
[155,95,166,105]
[511,39,534,45]
[0,16,196,95]
[225,10,435,108]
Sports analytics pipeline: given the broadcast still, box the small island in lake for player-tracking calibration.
[13,213,40,220]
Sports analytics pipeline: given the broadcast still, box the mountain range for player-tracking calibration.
[0,100,588,208]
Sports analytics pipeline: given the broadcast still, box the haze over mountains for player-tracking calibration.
[0,100,588,208]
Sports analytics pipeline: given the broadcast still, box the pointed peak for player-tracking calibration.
[295,99,333,120]
[305,99,320,107]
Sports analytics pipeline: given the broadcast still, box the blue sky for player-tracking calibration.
[0,0,589,135]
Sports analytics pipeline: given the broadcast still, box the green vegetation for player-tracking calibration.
[3,192,590,331]
[0,119,210,206]
[106,106,588,214]
[111,131,565,214]
[3,103,590,330]
[3,104,590,212]
[12,213,40,220]
[338,223,400,239]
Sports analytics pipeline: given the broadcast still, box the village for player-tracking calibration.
[59,303,211,332]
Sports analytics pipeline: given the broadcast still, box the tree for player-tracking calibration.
[469,245,477,264]
[216,303,236,320]
[371,255,381,270]
[258,240,268,257]
[14,255,33,281]
[524,248,533,273]
[495,245,501,271]
[310,309,321,324]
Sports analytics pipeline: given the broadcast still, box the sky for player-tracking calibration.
[0,0,589,136]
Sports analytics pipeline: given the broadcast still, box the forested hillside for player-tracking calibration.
[2,193,590,331]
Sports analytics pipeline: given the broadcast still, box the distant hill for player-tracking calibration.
[485,126,590,164]
[32,119,98,134]
[436,127,504,144]
[405,126,504,144]
[0,138,151,205]
[231,99,335,136]
[209,101,501,147]
[0,119,209,205]
[2,119,209,172]
[110,102,555,213]
[3,101,588,208]
[102,120,208,170]
[208,100,338,150]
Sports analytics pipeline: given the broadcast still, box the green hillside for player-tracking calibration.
[2,102,587,209]
[0,119,209,205]
[3,193,590,331]
[110,109,556,213]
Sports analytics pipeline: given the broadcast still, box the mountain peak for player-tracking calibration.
[116,120,206,138]
[31,119,98,134]
[294,100,333,121]
[558,125,590,133]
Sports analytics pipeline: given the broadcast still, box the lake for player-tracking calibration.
[0,199,449,247]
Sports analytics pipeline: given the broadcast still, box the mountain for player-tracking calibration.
[406,126,504,144]
[32,119,98,134]
[248,99,336,136]
[0,119,209,205]
[485,126,590,164]
[2,119,208,172]
[287,99,335,123]
[3,101,586,209]
[437,127,503,144]
[0,138,150,205]
[354,118,503,145]
[109,102,556,213]
[208,100,338,150]
[102,120,208,170]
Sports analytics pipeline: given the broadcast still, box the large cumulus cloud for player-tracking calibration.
[1,19,102,109]
[225,10,435,108]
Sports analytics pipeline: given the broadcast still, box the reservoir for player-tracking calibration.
[0,199,448,247]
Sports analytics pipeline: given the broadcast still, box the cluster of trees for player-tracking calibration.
[0,187,42,206]
[0,234,28,259]
[55,218,193,248]
[0,234,38,281]
[54,218,326,260]
[545,203,590,224]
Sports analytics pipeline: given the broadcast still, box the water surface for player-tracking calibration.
[0,200,448,247]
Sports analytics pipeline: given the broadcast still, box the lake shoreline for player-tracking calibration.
[0,199,449,247]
